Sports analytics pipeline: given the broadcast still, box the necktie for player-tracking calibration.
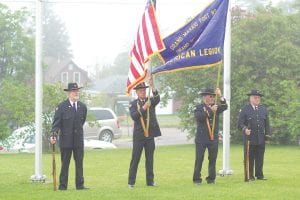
[73,102,76,112]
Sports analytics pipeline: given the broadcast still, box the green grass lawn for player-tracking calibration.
[1,144,300,200]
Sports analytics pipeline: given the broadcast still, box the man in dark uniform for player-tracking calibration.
[50,83,88,190]
[128,76,161,188]
[238,89,270,181]
[193,88,228,185]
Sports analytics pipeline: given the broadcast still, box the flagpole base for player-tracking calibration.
[30,175,47,183]
[219,169,233,176]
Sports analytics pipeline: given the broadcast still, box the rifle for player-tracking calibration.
[51,133,57,191]
[244,123,251,182]
[245,136,250,182]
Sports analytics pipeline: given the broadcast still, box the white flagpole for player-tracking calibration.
[219,0,233,176]
[31,0,46,182]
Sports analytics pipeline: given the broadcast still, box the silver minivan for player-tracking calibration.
[84,107,122,143]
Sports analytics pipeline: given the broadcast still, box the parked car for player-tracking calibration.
[0,126,34,153]
[84,139,116,150]
[0,125,117,153]
[84,107,122,143]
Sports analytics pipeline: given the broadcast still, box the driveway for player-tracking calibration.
[113,127,194,148]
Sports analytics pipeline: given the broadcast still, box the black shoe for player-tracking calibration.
[76,186,89,190]
[147,182,156,186]
[58,187,67,191]
[193,180,202,185]
[257,177,267,180]
[207,180,215,184]
[245,177,255,182]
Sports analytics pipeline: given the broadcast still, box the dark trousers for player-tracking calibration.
[193,141,218,182]
[128,138,155,185]
[59,147,84,189]
[244,143,265,179]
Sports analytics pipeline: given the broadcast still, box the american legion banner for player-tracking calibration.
[152,0,229,74]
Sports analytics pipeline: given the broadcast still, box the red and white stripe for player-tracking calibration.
[126,0,164,94]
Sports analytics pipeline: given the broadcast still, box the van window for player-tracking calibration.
[90,110,114,120]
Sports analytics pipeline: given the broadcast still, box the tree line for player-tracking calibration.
[0,1,299,145]
[0,3,72,141]
[155,2,300,144]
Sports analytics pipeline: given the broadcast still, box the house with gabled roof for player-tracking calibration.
[43,57,90,86]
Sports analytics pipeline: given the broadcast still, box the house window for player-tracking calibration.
[74,72,80,83]
[61,72,68,83]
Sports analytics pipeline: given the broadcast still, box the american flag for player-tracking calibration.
[126,0,164,94]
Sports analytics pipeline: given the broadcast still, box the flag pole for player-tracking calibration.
[146,0,156,135]
[219,0,233,176]
[211,63,222,137]
[146,62,151,136]
[31,0,46,182]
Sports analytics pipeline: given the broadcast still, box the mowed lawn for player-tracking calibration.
[1,144,300,200]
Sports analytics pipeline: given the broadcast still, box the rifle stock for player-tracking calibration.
[52,133,57,191]
[245,123,251,182]
[246,139,250,181]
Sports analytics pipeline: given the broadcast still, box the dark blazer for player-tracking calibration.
[194,99,228,143]
[51,99,87,148]
[238,104,270,145]
[129,90,161,141]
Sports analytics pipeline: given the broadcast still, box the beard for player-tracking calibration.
[73,95,80,101]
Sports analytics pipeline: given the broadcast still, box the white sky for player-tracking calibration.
[1,0,282,71]
[53,0,214,69]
